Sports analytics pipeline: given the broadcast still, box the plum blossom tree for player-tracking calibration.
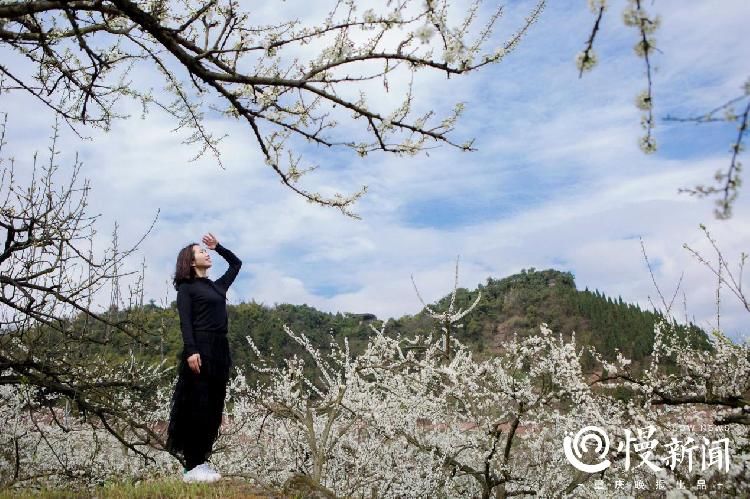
[0,117,174,486]
[1,244,748,495]
[0,0,545,217]
[214,257,748,497]
[1,2,747,494]
[0,366,177,487]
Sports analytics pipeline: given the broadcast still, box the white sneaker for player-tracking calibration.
[197,463,222,480]
[182,463,220,483]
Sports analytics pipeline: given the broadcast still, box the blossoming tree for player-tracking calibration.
[2,248,748,494]
[0,0,544,216]
[0,119,175,485]
[213,257,748,497]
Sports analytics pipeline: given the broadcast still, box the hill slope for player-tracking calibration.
[22,268,709,376]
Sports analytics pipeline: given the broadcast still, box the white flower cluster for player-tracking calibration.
[209,309,749,496]
[0,378,179,490]
[414,24,435,44]
[3,283,748,496]
[362,8,377,24]
[588,0,607,12]
[576,49,598,74]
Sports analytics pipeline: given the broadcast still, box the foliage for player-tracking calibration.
[58,265,708,389]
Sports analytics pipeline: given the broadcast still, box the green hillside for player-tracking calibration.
[7,268,710,379]
[387,268,709,370]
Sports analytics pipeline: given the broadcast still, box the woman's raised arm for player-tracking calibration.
[213,243,242,291]
[202,232,242,290]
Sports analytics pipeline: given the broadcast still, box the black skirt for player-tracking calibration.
[166,330,232,466]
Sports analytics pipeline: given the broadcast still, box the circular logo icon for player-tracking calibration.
[563,425,612,473]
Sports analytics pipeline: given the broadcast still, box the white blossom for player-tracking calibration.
[414,24,435,44]
[362,8,376,24]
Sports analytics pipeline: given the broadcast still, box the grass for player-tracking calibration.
[0,477,281,499]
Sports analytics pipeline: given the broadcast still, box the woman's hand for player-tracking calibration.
[202,233,218,250]
[187,353,202,374]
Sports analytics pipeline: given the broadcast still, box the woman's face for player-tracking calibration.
[192,245,212,270]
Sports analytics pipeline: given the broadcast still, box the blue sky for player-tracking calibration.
[1,0,749,341]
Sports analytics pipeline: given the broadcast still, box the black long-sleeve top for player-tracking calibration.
[176,243,242,356]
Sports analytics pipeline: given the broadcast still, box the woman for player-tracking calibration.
[166,232,242,483]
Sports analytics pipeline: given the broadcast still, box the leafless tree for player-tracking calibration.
[0,115,170,470]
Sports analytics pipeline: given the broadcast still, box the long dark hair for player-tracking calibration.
[173,243,198,290]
